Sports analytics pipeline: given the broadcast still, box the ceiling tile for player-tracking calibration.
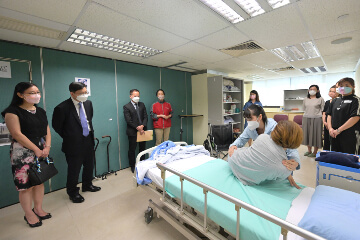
[297,0,360,40]
[0,28,61,48]
[168,42,233,63]
[315,30,360,57]
[93,0,230,40]
[238,51,288,69]
[0,0,87,25]
[135,58,172,68]
[59,41,142,62]
[235,4,309,49]
[195,26,250,50]
[75,3,189,51]
[144,52,206,67]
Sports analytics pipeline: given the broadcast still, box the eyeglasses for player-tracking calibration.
[24,91,41,95]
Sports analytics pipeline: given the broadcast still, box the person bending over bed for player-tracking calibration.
[228,120,303,188]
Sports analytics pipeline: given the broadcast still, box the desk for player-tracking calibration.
[178,114,203,141]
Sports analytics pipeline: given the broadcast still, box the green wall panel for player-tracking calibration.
[116,61,160,169]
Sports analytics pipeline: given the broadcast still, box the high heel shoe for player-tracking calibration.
[32,208,52,220]
[24,216,42,228]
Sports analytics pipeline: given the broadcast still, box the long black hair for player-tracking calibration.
[307,85,321,98]
[1,82,37,118]
[243,104,267,126]
[248,90,260,102]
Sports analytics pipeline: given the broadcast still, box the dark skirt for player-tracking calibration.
[10,137,45,191]
[302,117,323,148]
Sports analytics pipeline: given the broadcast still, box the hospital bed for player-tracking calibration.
[133,142,359,240]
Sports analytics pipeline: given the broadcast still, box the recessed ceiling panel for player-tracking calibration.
[168,42,233,63]
[76,4,189,51]
[297,0,360,40]
[60,41,142,62]
[236,4,309,49]
[238,51,286,67]
[0,28,61,48]
[0,0,87,25]
[93,0,230,40]
[196,26,250,49]
[290,58,324,69]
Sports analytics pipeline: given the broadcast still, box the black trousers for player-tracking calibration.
[128,135,146,168]
[330,129,358,154]
[65,135,94,197]
[323,125,331,151]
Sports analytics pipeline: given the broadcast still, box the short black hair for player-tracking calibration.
[130,89,140,95]
[69,82,86,93]
[307,85,321,98]
[156,89,165,96]
[243,104,267,126]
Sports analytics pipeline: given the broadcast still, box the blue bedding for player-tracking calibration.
[165,159,304,240]
[298,185,360,240]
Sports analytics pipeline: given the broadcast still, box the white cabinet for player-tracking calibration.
[207,76,244,131]
[284,89,308,112]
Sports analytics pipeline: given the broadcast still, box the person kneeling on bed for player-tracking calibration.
[228,120,303,189]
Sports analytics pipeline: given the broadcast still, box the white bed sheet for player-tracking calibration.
[145,156,315,240]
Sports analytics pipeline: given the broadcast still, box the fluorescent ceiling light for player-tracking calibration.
[67,28,162,58]
[271,41,320,62]
[267,0,290,9]
[199,0,244,23]
[235,0,265,17]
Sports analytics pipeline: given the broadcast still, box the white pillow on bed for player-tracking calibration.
[298,185,360,240]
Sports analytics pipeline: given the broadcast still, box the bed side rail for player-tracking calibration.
[156,162,326,240]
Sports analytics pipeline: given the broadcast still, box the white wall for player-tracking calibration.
[355,63,360,96]
[192,73,209,145]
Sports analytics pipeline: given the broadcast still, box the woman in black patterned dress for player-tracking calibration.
[1,82,51,228]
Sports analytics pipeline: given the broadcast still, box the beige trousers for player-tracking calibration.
[155,127,171,146]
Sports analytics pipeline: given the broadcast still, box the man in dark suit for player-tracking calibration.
[52,82,100,203]
[123,89,148,173]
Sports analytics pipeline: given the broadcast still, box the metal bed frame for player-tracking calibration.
[133,142,325,240]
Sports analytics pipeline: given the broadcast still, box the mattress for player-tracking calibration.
[145,156,314,240]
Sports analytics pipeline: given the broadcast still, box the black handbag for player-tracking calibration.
[28,157,58,186]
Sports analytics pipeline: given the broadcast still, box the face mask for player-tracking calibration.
[132,96,140,103]
[250,95,256,100]
[247,118,260,130]
[24,94,41,104]
[337,87,353,95]
[309,90,316,96]
[77,94,88,102]
[158,95,164,100]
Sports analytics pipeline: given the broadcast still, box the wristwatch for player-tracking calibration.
[336,129,341,133]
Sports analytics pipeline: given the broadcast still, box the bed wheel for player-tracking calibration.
[144,207,153,224]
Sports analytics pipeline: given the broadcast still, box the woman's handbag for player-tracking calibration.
[28,157,58,186]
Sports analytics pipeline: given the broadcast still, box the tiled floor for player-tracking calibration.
[0,144,318,240]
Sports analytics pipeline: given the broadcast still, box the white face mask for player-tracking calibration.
[132,96,140,103]
[77,94,88,102]
[158,95,164,100]
[24,94,41,104]
[309,90,316,96]
[247,118,260,130]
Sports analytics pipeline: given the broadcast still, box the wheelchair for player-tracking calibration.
[203,123,233,159]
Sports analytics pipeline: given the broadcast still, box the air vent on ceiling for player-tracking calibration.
[300,66,327,74]
[220,40,265,57]
[0,16,66,40]
[269,66,295,72]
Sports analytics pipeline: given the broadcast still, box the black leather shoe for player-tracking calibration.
[32,208,52,220]
[82,185,101,192]
[24,216,42,228]
[69,193,85,203]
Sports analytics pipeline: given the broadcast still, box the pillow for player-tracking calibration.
[315,152,360,169]
[298,185,360,240]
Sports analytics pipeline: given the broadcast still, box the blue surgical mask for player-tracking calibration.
[337,87,353,95]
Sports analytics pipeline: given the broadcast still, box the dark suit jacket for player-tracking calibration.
[123,101,148,136]
[52,98,95,154]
